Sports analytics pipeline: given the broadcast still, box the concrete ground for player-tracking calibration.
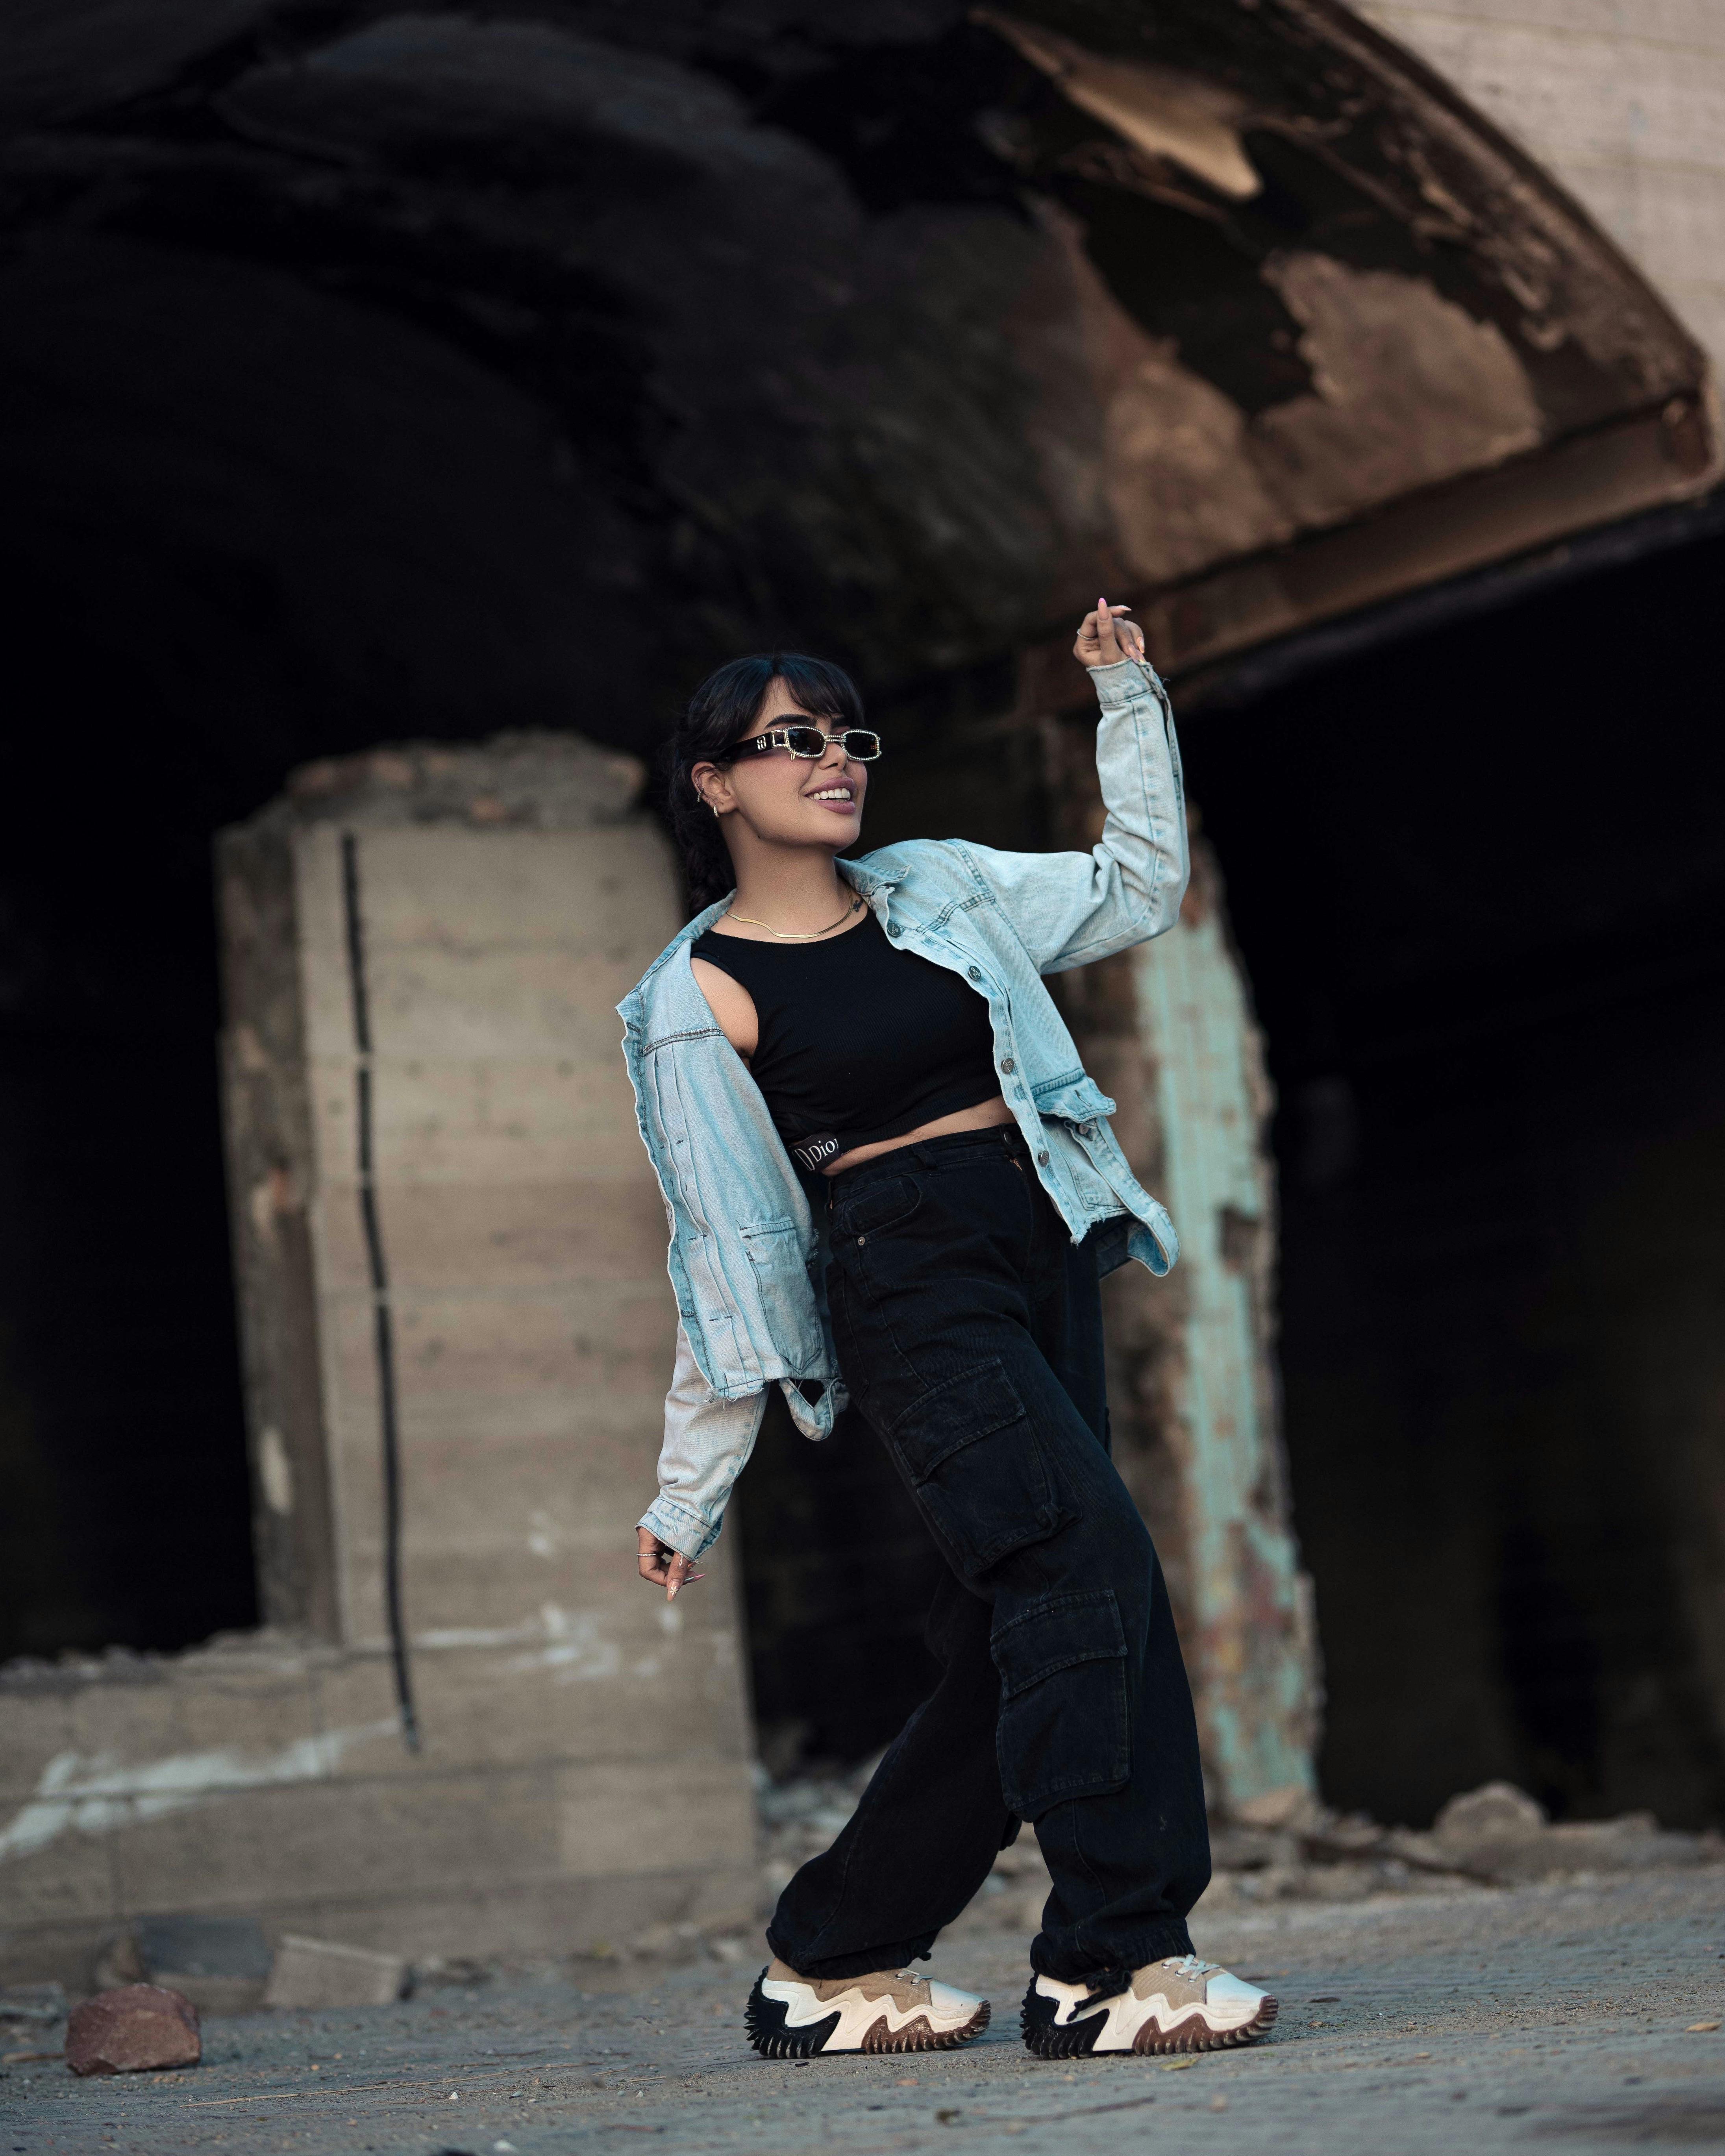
[6,1869,1724,2156]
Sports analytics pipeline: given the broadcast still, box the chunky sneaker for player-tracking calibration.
[1022,1955,1277,2056]
[746,1960,991,2056]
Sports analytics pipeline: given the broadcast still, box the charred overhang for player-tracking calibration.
[0,0,1714,752]
[968,0,1721,692]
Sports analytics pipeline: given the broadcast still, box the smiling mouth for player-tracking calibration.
[807,785,857,807]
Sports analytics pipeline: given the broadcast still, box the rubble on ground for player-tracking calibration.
[263,1937,407,2010]
[540,1764,1725,1973]
[1423,1779,1717,1884]
[65,1984,200,2075]
[755,1763,1723,1925]
[28,1772,1711,2017]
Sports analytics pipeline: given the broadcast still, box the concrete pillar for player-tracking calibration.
[209,733,757,1956]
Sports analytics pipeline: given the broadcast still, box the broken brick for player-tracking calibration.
[65,1984,200,2076]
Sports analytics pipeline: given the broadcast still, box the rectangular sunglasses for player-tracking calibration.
[727,724,882,762]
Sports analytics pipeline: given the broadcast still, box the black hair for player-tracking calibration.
[662,652,865,915]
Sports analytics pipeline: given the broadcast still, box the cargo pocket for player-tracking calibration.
[991,1587,1129,1819]
[884,1358,1072,1579]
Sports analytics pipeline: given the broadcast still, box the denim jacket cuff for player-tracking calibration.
[1086,657,1160,710]
[638,1494,718,1561]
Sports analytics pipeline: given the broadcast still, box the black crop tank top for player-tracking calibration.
[690,909,999,1171]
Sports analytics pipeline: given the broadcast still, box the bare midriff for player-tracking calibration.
[822,1094,1016,1178]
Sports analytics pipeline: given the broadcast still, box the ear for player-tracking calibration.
[689,761,735,815]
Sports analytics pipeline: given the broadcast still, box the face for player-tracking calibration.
[692,676,869,852]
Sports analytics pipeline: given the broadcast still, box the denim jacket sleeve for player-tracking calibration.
[637,1321,768,1561]
[959,658,1188,974]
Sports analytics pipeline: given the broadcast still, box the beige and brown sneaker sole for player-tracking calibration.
[746,1972,991,2057]
[1022,1980,1277,2057]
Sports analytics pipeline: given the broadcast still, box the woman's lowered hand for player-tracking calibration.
[1073,597,1146,669]
[637,1524,705,1601]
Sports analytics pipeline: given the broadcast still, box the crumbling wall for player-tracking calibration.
[1128,842,1319,1808]
[1039,690,1318,1814]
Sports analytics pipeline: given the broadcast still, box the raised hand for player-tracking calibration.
[1073,596,1146,670]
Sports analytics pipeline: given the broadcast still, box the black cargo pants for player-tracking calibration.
[764,1125,1210,1985]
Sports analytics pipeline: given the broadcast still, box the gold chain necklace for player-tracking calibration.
[724,894,862,942]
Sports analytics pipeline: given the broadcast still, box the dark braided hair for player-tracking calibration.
[661,652,866,916]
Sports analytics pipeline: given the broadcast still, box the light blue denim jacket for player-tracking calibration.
[618,658,1189,1559]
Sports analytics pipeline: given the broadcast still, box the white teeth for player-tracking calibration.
[811,788,853,801]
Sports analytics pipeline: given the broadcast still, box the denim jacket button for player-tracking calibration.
[1036,1149,1050,1166]
[966,966,983,980]
[1000,1056,1016,1073]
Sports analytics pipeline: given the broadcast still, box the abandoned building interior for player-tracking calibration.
[1,0,1722,1983]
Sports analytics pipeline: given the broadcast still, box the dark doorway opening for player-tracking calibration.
[1179,527,1725,1828]
[0,564,535,1667]
[0,577,257,1662]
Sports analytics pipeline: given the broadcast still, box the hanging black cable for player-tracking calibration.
[340,831,420,1753]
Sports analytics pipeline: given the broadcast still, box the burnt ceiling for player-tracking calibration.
[0,0,1714,765]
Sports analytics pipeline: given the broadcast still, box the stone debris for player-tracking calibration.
[1204,1781,1717,1903]
[65,1984,200,2076]
[1420,1780,1716,1884]
[548,1764,1725,1973]
[1438,1780,1547,1841]
[264,1936,407,2010]
[755,1766,1723,1921]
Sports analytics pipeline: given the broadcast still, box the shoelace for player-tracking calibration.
[1068,1957,1220,2015]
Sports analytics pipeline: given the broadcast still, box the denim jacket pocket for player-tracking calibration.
[885,1358,1073,1578]
[738,1217,822,1369]
[991,1586,1130,1818]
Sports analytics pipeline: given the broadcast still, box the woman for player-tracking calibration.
[618,603,1277,2060]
